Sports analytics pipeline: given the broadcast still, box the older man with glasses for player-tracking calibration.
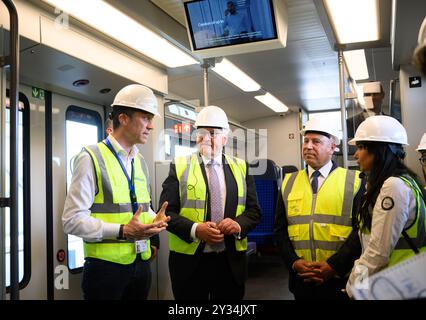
[159,105,261,300]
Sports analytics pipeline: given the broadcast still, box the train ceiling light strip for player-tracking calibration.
[255,92,288,113]
[343,49,369,80]
[324,0,379,44]
[211,58,261,92]
[42,0,199,68]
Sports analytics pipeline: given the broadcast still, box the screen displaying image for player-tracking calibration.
[185,0,277,50]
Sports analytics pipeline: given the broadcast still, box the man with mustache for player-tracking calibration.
[160,105,261,300]
[275,117,365,299]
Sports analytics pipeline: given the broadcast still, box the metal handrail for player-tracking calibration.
[1,0,20,300]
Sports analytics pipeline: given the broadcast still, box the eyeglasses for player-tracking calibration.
[196,128,224,138]
[419,157,426,166]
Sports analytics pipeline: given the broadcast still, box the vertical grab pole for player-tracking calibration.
[2,0,20,300]
[338,48,348,169]
[0,51,5,301]
[202,61,209,107]
[201,58,216,107]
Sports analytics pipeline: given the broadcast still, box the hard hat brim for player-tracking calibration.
[348,137,409,146]
[111,104,161,117]
[302,129,340,145]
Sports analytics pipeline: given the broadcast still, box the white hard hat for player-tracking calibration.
[301,117,341,145]
[417,132,426,151]
[111,84,160,117]
[348,115,408,146]
[194,105,229,129]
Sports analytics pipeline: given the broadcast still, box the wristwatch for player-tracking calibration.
[117,224,126,240]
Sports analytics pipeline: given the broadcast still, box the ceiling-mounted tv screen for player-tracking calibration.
[184,0,287,58]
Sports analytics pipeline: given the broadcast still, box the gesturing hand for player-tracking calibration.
[153,201,171,224]
[123,205,168,240]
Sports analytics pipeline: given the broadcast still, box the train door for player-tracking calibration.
[1,87,31,299]
[5,84,104,299]
[51,93,104,300]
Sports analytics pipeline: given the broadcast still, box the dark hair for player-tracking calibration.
[357,141,426,232]
[110,106,138,130]
[105,117,112,130]
[413,45,426,77]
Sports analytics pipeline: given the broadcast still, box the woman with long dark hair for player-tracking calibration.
[345,115,426,298]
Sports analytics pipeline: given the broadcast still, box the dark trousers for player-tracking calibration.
[171,251,244,300]
[82,256,151,300]
[291,276,349,300]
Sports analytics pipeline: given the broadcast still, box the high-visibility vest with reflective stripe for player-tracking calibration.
[169,153,247,255]
[387,175,426,266]
[282,167,361,262]
[83,142,153,264]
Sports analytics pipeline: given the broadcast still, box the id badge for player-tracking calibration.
[135,240,148,253]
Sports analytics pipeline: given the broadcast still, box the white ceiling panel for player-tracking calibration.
[122,0,403,122]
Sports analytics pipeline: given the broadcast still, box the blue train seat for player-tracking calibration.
[248,159,281,246]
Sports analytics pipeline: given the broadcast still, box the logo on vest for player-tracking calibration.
[381,197,394,211]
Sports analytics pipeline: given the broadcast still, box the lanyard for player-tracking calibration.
[104,138,138,214]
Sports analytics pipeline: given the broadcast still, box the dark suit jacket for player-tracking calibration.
[274,162,365,295]
[159,153,261,286]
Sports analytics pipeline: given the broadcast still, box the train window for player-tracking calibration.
[4,92,31,290]
[164,102,197,160]
[65,106,102,271]
[228,123,247,160]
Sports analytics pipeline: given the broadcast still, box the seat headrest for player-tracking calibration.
[282,165,298,174]
[249,159,280,180]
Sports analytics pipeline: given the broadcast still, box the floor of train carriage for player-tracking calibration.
[244,247,294,300]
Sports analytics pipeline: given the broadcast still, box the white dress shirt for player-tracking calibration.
[62,135,155,242]
[188,153,242,246]
[346,176,417,297]
[307,160,333,191]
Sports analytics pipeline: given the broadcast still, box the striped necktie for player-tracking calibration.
[206,160,223,223]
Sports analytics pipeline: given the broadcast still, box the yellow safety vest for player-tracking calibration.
[83,142,153,264]
[387,175,426,266]
[169,153,247,255]
[281,167,361,262]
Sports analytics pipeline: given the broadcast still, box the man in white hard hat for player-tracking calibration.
[63,84,169,300]
[275,117,365,300]
[160,105,261,300]
[417,132,426,182]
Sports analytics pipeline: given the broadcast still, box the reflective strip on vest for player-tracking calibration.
[292,240,344,252]
[90,202,150,214]
[83,143,153,263]
[170,153,248,255]
[282,168,360,262]
[389,175,426,266]
[179,158,207,211]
